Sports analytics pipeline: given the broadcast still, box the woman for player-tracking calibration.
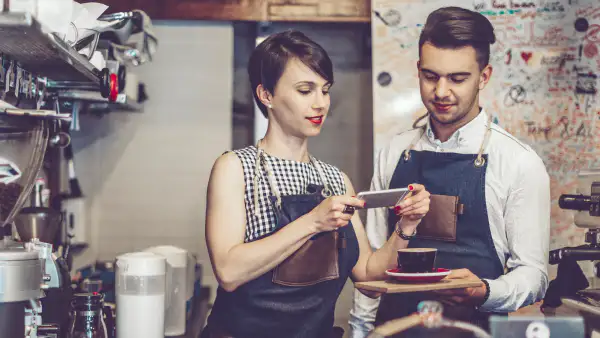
[204,30,430,338]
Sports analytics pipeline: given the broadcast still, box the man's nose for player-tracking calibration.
[434,78,451,99]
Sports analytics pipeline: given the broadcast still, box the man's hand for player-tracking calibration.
[433,269,487,307]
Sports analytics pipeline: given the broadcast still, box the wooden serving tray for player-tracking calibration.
[355,278,483,294]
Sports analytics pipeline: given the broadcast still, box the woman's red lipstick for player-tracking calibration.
[307,116,323,125]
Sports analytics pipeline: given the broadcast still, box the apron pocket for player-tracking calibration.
[272,230,340,286]
[416,194,461,242]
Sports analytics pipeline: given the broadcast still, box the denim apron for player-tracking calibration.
[204,148,359,338]
[375,114,505,337]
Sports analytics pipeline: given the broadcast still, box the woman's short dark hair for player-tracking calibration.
[419,6,496,70]
[248,29,334,118]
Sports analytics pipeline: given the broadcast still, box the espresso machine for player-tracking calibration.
[0,111,71,338]
[546,169,600,336]
[550,169,600,265]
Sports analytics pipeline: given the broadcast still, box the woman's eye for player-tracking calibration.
[322,91,330,95]
[298,90,311,95]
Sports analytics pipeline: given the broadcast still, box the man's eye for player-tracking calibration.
[451,77,467,83]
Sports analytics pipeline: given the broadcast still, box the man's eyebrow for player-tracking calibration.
[420,68,471,77]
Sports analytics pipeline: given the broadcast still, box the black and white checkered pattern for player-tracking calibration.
[233,146,347,242]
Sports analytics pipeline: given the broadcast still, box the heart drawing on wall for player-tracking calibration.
[521,52,533,64]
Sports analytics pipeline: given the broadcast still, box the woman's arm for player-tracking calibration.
[343,173,430,282]
[205,153,365,292]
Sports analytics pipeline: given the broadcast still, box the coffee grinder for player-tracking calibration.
[0,111,70,337]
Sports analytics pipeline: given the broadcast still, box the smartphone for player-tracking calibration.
[357,188,410,209]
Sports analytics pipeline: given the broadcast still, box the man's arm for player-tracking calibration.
[348,147,390,338]
[481,151,551,312]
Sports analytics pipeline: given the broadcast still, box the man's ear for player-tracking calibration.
[479,64,493,90]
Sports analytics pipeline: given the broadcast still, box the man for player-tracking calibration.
[349,6,551,338]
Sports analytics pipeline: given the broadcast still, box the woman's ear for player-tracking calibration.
[256,84,273,109]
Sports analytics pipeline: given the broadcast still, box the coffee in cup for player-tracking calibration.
[397,248,437,273]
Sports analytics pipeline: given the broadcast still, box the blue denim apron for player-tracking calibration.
[205,148,359,338]
[375,115,505,337]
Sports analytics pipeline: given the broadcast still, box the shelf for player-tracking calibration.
[0,108,71,121]
[0,12,101,84]
[58,90,142,112]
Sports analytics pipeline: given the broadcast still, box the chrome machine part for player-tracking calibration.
[0,247,42,302]
[25,238,62,289]
[0,245,42,338]
[15,206,63,244]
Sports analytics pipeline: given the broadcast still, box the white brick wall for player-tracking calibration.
[71,21,233,295]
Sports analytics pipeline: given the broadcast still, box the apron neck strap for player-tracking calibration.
[252,141,332,216]
[403,113,494,168]
[474,114,493,167]
[402,128,425,162]
[310,156,333,197]
[254,147,281,216]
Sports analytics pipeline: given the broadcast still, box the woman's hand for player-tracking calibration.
[308,195,366,233]
[393,183,430,228]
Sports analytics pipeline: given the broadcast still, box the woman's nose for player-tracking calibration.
[313,93,327,109]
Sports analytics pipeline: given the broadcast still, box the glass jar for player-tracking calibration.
[68,293,108,338]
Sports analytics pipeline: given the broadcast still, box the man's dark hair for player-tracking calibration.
[419,6,496,70]
[248,29,334,118]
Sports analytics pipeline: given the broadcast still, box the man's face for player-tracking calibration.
[418,42,492,126]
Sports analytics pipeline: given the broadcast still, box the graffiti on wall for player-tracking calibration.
[372,0,600,250]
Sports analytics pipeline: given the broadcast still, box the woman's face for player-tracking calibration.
[264,58,331,138]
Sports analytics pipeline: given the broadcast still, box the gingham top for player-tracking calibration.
[233,146,347,242]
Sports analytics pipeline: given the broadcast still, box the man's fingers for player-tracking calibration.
[446,268,472,279]
[433,288,469,297]
[433,290,456,296]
